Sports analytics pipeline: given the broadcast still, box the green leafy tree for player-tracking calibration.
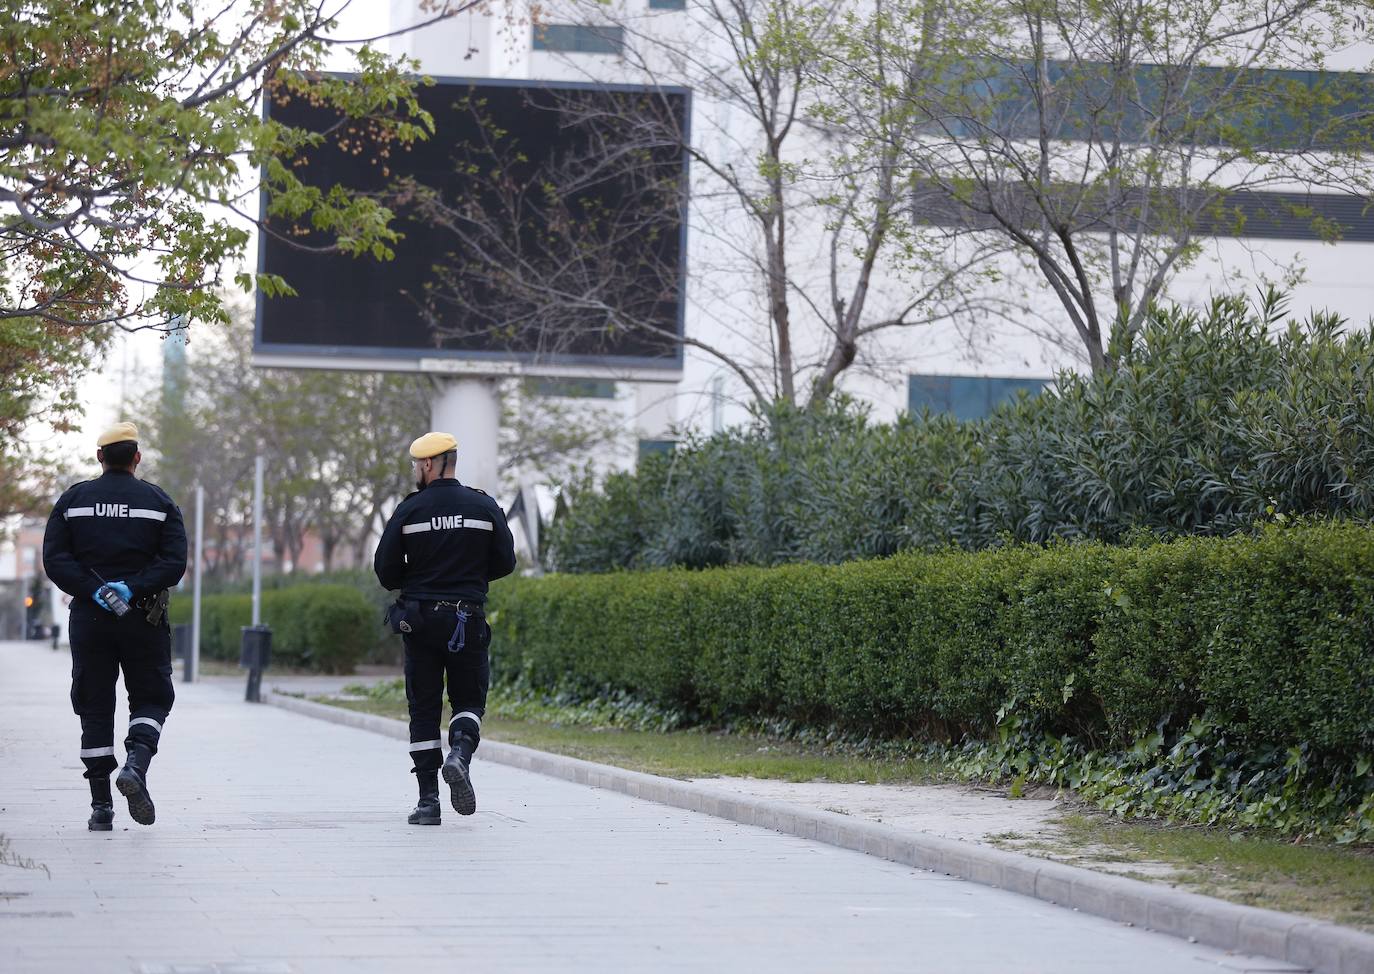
[0,0,481,513]
[0,0,469,332]
[0,316,108,520]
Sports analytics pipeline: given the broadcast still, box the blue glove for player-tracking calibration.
[96,581,133,612]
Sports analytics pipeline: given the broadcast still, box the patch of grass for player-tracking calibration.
[193,659,339,678]
[316,694,946,784]
[1051,812,1374,931]
[193,659,242,677]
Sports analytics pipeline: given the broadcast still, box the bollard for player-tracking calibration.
[172,623,194,682]
[239,625,272,703]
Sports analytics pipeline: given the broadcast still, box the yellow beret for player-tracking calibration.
[97,422,139,448]
[409,431,458,459]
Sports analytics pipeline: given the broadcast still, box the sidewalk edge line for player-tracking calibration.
[263,691,1373,974]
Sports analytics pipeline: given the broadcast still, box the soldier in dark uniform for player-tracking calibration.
[42,422,188,830]
[374,431,517,826]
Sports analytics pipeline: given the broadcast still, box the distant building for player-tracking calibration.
[382,1,1374,452]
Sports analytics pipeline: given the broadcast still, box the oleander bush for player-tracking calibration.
[489,521,1374,840]
[549,290,1374,572]
[168,583,374,673]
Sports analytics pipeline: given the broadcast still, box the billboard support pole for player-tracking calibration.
[432,378,501,494]
[189,483,203,683]
[252,455,264,625]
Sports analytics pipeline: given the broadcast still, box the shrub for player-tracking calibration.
[492,522,1374,760]
[491,522,1374,838]
[168,584,375,673]
[193,568,398,664]
[548,291,1374,572]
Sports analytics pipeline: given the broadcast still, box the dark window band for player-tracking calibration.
[532,24,624,54]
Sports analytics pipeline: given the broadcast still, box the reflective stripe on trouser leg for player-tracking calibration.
[79,713,119,779]
[120,617,175,760]
[444,629,489,755]
[70,620,120,779]
[125,711,167,756]
[404,625,446,774]
[408,738,443,774]
[79,738,118,778]
[449,710,482,747]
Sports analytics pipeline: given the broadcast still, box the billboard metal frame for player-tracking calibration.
[253,73,691,382]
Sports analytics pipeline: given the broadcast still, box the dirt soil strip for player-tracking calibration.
[265,690,1374,974]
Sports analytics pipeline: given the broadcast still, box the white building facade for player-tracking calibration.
[383,0,1374,477]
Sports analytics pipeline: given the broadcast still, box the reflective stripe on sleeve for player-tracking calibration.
[408,740,443,752]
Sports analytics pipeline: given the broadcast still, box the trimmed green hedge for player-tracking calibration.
[490,522,1374,760]
[168,584,375,673]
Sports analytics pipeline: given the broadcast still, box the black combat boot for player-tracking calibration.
[442,733,477,816]
[407,770,441,826]
[87,777,114,832]
[115,744,156,826]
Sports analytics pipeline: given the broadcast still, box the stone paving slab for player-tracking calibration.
[269,692,1374,974]
[0,640,1308,973]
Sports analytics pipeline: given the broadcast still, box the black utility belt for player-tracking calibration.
[423,599,483,613]
[385,597,483,635]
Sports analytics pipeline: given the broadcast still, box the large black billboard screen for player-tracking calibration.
[256,77,689,371]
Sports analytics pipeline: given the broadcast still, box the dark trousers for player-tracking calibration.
[68,602,174,779]
[403,603,490,773]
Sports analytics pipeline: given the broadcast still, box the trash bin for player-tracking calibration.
[173,622,195,682]
[239,625,272,702]
[172,623,191,660]
[239,625,272,669]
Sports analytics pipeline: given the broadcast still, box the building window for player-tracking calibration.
[527,378,617,399]
[908,374,1048,421]
[532,24,625,54]
[912,182,1374,243]
[638,438,677,460]
[649,0,687,9]
[958,61,1374,152]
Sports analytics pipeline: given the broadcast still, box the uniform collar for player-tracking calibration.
[99,469,135,478]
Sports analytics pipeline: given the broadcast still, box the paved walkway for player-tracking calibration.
[0,640,1301,974]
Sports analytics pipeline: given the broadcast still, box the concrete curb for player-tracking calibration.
[264,691,1374,974]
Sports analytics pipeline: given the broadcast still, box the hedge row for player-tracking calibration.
[199,568,399,665]
[168,584,376,673]
[490,522,1374,759]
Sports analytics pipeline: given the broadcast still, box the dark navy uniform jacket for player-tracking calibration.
[373,478,517,604]
[42,470,189,603]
